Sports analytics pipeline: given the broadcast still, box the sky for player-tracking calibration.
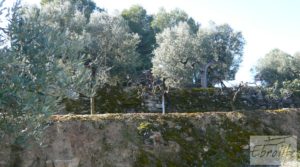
[3,0,300,84]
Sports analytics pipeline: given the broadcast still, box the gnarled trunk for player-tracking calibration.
[199,62,214,88]
[200,69,208,88]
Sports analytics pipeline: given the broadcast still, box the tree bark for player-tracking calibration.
[200,69,208,88]
[90,96,95,115]
[200,62,215,88]
[231,82,244,111]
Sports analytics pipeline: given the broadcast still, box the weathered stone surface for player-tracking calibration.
[0,161,8,167]
[1,109,300,166]
[0,136,11,167]
[53,158,80,167]
[63,86,300,114]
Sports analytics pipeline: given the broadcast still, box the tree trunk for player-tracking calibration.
[231,82,244,111]
[200,70,208,88]
[200,62,214,88]
[90,96,95,115]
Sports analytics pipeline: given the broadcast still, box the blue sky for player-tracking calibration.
[5,0,300,84]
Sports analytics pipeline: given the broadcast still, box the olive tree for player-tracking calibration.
[194,23,244,87]
[0,1,84,141]
[152,22,194,114]
[152,22,244,88]
[152,22,194,88]
[40,0,101,20]
[151,8,199,33]
[292,52,300,79]
[34,1,141,114]
[60,12,140,114]
[255,49,297,86]
[255,49,300,86]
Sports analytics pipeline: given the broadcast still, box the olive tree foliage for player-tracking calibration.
[0,0,8,45]
[85,13,140,84]
[152,22,244,88]
[152,22,194,88]
[0,0,19,138]
[121,6,200,74]
[151,8,199,33]
[39,0,88,34]
[33,1,141,115]
[10,3,85,96]
[292,52,300,79]
[255,49,299,86]
[59,12,140,114]
[194,23,244,87]
[0,1,83,141]
[40,0,102,20]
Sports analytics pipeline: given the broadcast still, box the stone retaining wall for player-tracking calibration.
[64,86,300,114]
[1,109,300,166]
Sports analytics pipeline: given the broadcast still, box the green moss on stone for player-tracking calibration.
[134,150,150,166]
[63,85,144,114]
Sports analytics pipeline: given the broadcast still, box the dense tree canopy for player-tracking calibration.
[152,22,194,87]
[255,49,300,86]
[83,12,140,84]
[59,12,140,114]
[121,5,155,71]
[121,6,201,74]
[40,0,102,20]
[0,0,140,127]
[292,52,300,79]
[152,22,244,88]
[196,23,244,87]
[0,0,67,140]
[151,8,199,33]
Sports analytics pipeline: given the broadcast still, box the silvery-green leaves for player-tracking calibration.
[255,49,300,86]
[152,22,244,88]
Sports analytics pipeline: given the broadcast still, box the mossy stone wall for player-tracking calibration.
[2,109,300,166]
[63,86,300,114]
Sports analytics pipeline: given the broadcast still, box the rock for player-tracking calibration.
[0,161,8,167]
[166,141,180,153]
[155,104,162,109]
[46,160,54,167]
[53,158,80,167]
[175,125,182,130]
[149,132,163,146]
[260,106,267,110]
[241,145,249,149]
[185,137,194,141]
[203,146,209,152]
